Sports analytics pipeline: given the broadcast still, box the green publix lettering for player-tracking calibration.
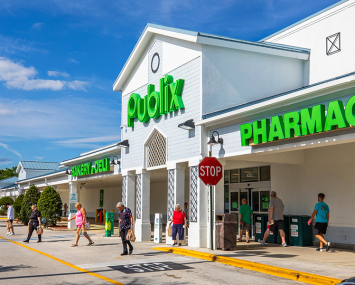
[127,75,185,127]
[71,158,110,177]
[240,96,355,146]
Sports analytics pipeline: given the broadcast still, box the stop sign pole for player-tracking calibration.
[199,154,223,250]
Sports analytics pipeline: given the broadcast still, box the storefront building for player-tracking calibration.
[2,0,355,249]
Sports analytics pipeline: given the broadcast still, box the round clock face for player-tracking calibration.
[151,52,160,73]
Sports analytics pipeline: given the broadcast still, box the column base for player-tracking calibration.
[68,213,76,229]
[135,219,151,242]
[188,222,207,248]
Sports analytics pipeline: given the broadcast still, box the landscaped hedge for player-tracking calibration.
[37,186,62,226]
[21,185,41,225]
[13,194,24,220]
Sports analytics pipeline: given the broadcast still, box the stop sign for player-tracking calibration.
[198,157,223,186]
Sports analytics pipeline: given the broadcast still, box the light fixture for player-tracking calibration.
[65,168,71,175]
[178,119,195,130]
[118,140,129,148]
[207,131,223,146]
[110,156,120,166]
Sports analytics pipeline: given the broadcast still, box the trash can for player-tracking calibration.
[254,213,266,242]
[216,214,237,251]
[288,215,313,246]
[105,212,114,237]
[277,215,290,245]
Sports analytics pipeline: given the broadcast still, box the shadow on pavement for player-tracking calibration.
[0,264,33,272]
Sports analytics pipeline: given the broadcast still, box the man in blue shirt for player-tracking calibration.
[308,193,330,252]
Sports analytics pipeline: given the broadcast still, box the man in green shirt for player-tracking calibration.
[239,198,253,243]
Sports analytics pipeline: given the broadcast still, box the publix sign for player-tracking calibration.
[127,75,184,127]
[241,96,355,146]
[71,158,111,177]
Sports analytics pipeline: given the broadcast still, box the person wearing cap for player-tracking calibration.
[258,191,287,247]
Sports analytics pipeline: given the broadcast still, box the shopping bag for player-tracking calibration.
[168,225,172,237]
[126,228,136,242]
[85,222,91,229]
[37,226,43,235]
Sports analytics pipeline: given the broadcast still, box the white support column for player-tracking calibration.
[68,181,79,229]
[166,163,186,245]
[188,159,208,248]
[214,160,226,250]
[122,170,136,220]
[135,169,151,242]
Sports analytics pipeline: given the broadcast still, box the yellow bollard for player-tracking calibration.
[103,209,106,222]
[95,209,98,224]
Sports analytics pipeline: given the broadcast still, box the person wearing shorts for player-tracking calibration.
[258,191,287,247]
[5,203,15,235]
[308,193,330,252]
[238,198,253,243]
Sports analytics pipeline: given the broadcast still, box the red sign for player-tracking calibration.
[198,157,223,186]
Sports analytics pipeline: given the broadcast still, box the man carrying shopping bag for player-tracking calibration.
[116,202,134,256]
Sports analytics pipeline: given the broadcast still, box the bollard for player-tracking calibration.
[105,212,114,237]
[95,209,98,224]
[104,209,106,220]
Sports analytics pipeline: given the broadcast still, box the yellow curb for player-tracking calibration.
[0,235,124,285]
[153,247,342,285]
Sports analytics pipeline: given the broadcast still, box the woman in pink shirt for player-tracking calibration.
[68,203,94,247]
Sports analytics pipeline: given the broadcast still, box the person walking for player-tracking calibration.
[308,193,331,252]
[68,203,94,247]
[23,205,42,243]
[116,202,133,256]
[238,198,253,243]
[258,191,287,247]
[63,203,68,217]
[169,204,187,246]
[5,202,15,235]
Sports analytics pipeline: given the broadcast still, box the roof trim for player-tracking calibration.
[196,71,355,127]
[17,168,68,183]
[113,24,310,92]
[260,0,349,42]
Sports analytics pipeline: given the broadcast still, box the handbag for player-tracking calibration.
[168,224,173,237]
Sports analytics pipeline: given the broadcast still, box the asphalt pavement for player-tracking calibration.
[0,220,306,285]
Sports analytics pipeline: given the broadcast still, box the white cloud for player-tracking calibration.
[0,104,17,115]
[0,57,88,91]
[32,23,43,30]
[0,158,13,166]
[47,70,70,77]
[0,35,47,54]
[34,156,45,160]
[0,142,21,157]
[68,58,79,63]
[56,135,120,144]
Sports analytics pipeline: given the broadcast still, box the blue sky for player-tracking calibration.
[0,0,340,168]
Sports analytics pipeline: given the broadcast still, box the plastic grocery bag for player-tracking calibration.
[126,228,136,242]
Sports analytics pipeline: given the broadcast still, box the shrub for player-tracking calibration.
[37,186,62,226]
[13,194,24,220]
[0,196,14,207]
[0,206,6,215]
[21,184,41,225]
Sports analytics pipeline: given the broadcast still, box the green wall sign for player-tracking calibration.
[71,158,110,177]
[241,95,355,146]
[127,74,185,127]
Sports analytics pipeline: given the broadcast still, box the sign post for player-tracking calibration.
[199,156,223,250]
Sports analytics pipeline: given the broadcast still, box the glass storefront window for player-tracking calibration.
[230,169,240,183]
[224,185,229,213]
[230,192,239,211]
[260,191,270,212]
[224,170,230,184]
[240,189,248,206]
[252,191,259,212]
[260,166,271,181]
[241,167,259,182]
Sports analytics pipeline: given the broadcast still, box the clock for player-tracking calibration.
[151,52,160,73]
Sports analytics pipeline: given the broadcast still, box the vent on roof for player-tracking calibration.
[145,129,167,168]
[326,32,340,55]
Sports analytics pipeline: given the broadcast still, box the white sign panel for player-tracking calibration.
[69,193,77,214]
[291,224,298,237]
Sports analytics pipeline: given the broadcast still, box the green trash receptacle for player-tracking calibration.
[105,212,114,237]
[277,215,290,245]
[254,214,266,242]
[289,215,313,246]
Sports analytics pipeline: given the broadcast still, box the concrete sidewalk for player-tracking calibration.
[153,241,355,282]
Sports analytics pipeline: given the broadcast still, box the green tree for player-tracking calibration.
[0,196,14,215]
[37,186,62,226]
[0,166,18,180]
[21,184,41,225]
[13,194,24,220]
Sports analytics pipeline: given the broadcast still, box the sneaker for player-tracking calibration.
[280,242,287,247]
[23,240,29,243]
[316,248,324,252]
[326,242,331,252]
[258,239,265,246]
[172,242,177,246]
[6,232,10,235]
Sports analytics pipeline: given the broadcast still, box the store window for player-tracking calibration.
[230,169,240,183]
[260,191,270,212]
[241,167,259,182]
[230,192,239,211]
[224,185,229,213]
[224,170,230,184]
[260,166,271,181]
